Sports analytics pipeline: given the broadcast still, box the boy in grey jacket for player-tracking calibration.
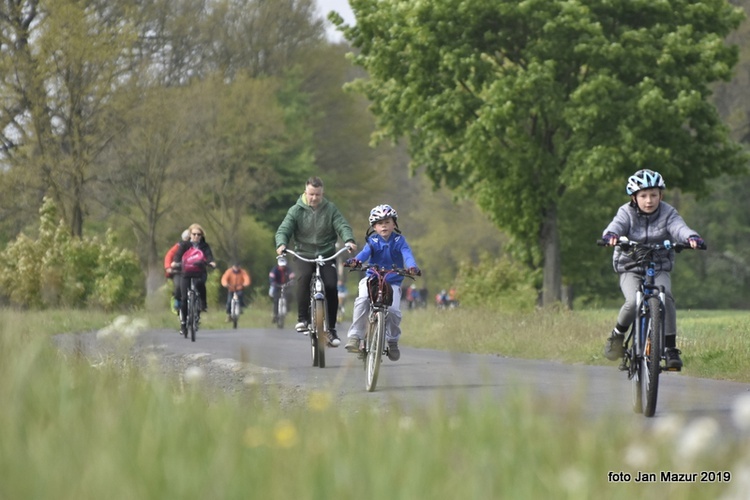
[601,169,705,370]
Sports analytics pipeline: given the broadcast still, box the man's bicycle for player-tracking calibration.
[283,246,352,368]
[344,263,419,392]
[599,237,705,416]
[229,291,241,329]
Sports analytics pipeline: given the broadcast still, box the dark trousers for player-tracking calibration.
[296,260,339,330]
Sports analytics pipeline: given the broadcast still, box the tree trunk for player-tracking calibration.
[540,204,562,306]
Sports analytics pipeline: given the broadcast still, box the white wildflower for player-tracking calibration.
[184,366,206,384]
[677,417,719,461]
[731,393,750,432]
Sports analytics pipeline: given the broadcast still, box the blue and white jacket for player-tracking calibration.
[354,232,418,286]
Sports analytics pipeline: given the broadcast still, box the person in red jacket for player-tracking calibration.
[164,229,189,313]
[221,263,251,322]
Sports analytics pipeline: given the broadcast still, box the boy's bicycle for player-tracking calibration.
[344,263,419,392]
[274,281,293,329]
[599,237,705,417]
[283,246,352,368]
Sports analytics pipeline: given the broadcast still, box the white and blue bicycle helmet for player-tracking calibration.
[368,204,398,225]
[626,169,666,195]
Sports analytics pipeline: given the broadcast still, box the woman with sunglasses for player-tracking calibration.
[172,223,217,335]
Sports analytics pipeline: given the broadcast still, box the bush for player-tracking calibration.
[0,197,143,309]
[454,252,538,312]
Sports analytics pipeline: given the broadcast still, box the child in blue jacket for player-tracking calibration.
[344,204,420,361]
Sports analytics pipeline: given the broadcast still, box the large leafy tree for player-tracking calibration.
[337,0,747,305]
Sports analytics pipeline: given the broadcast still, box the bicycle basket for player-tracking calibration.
[367,276,393,306]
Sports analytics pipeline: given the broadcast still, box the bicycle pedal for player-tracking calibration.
[664,367,682,372]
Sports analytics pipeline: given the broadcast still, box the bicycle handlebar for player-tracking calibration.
[283,245,353,264]
[343,262,421,278]
[597,238,707,252]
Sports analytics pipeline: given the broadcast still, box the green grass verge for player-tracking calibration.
[1,307,749,499]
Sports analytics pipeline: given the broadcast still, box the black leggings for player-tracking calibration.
[296,260,339,330]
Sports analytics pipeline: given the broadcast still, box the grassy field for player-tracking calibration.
[1,306,749,499]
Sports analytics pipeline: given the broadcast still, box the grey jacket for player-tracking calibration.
[275,194,355,259]
[602,201,699,273]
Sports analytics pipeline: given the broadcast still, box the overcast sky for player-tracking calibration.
[315,0,355,41]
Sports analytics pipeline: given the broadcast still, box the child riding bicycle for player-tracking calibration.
[344,204,420,361]
[601,169,705,370]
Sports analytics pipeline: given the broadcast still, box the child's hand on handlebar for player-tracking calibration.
[602,232,619,246]
[344,258,361,268]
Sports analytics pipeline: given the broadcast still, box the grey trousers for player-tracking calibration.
[617,271,677,338]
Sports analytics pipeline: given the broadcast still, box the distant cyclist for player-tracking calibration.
[164,229,189,313]
[221,263,251,322]
[601,169,705,370]
[269,257,295,324]
[172,223,217,336]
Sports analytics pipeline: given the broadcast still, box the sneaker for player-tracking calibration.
[665,348,683,370]
[295,321,309,334]
[328,329,341,347]
[180,323,187,336]
[603,330,625,361]
[345,337,360,353]
[387,341,400,361]
[226,315,232,323]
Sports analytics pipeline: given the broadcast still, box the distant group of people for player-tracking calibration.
[162,176,420,362]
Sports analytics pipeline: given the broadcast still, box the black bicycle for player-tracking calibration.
[175,261,212,342]
[345,263,419,391]
[283,246,352,368]
[599,237,705,416]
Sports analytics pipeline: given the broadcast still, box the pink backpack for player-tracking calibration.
[182,246,206,273]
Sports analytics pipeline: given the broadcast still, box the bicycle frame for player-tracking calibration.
[284,246,352,368]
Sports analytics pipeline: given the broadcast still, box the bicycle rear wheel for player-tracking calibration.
[310,299,326,368]
[365,310,385,392]
[642,297,662,417]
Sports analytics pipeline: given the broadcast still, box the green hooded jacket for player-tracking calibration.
[275,193,355,259]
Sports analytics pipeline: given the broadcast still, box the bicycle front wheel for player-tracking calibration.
[232,299,239,329]
[310,299,326,368]
[365,310,385,392]
[642,297,662,417]
[185,293,194,340]
[276,297,286,329]
[191,295,201,342]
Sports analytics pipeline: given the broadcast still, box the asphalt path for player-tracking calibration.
[110,321,750,434]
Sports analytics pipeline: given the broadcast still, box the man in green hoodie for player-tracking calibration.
[275,177,357,347]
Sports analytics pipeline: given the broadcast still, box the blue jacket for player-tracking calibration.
[355,232,418,285]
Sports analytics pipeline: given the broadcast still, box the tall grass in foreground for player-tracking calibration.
[2,311,750,498]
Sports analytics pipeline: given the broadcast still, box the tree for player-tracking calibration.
[0,0,139,236]
[338,0,747,306]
